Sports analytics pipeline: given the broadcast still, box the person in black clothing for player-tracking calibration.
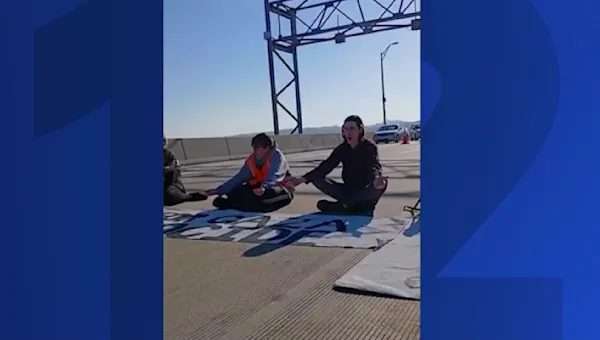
[284,115,388,215]
[164,137,208,206]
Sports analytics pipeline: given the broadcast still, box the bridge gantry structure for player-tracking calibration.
[263,0,420,134]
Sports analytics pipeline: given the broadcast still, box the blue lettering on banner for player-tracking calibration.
[163,210,348,246]
[163,211,210,233]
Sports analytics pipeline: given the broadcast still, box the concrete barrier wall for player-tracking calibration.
[170,133,356,165]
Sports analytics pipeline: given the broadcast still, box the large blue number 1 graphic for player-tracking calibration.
[34,0,109,137]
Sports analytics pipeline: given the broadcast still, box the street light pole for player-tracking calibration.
[380,54,387,125]
[380,42,398,125]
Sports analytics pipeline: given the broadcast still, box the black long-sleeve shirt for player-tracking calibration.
[164,148,184,191]
[164,148,179,167]
[303,139,382,190]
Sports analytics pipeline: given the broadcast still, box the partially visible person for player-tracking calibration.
[284,115,387,215]
[164,137,208,206]
[206,133,294,212]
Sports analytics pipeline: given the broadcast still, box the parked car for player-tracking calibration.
[409,123,420,140]
[373,124,408,144]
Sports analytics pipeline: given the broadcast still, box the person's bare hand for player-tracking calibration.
[373,176,388,190]
[164,162,179,171]
[253,187,266,196]
[283,176,305,188]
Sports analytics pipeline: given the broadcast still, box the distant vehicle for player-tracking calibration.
[373,124,407,144]
[409,123,420,140]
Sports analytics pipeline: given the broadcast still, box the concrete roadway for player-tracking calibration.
[164,142,421,340]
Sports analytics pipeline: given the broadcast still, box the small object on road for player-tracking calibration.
[403,198,420,217]
[402,133,410,144]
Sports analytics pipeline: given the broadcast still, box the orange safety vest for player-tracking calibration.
[246,150,273,186]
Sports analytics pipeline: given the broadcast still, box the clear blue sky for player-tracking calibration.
[164,0,420,138]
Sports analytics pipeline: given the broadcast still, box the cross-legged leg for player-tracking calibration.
[317,182,388,215]
[343,182,388,208]
[214,184,293,213]
[310,177,348,201]
[164,185,207,206]
[165,185,188,206]
[212,184,252,210]
[311,177,356,213]
[256,185,293,213]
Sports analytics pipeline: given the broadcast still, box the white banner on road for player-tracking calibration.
[164,208,410,249]
[334,217,421,300]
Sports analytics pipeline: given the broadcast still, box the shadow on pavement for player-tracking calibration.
[331,286,417,301]
[242,212,374,257]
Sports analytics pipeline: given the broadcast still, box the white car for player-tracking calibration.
[409,124,420,140]
[373,124,407,144]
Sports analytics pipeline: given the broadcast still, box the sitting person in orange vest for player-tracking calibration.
[206,133,294,213]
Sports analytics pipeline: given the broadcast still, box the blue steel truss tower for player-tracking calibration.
[263,0,420,134]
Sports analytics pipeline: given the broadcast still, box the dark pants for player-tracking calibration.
[164,170,195,207]
[312,177,387,208]
[215,183,293,213]
[165,185,191,206]
[164,185,207,206]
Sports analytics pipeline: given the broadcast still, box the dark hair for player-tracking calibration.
[342,115,366,140]
[251,133,275,149]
